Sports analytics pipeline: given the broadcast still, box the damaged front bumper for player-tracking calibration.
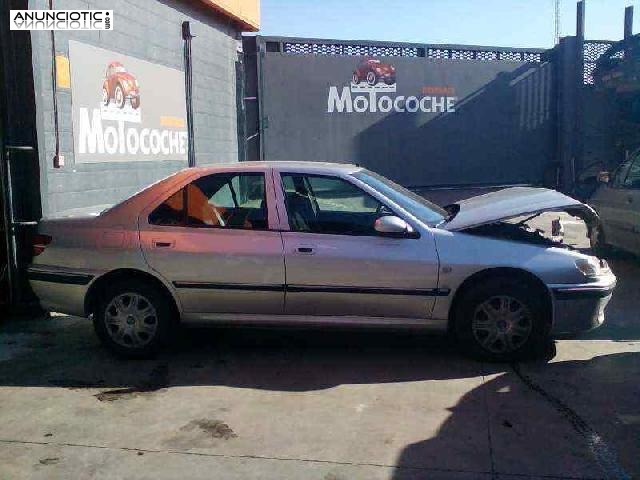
[548,273,616,334]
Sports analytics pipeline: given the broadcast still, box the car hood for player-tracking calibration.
[442,187,594,231]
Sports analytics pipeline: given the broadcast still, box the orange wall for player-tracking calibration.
[200,0,260,31]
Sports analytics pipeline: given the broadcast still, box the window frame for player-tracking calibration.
[279,172,416,238]
[621,155,640,190]
[148,171,270,231]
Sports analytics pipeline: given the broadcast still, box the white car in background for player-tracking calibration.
[590,152,640,256]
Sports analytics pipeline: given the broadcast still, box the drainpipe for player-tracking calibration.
[182,21,195,167]
[49,0,61,168]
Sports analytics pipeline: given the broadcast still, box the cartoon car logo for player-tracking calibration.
[352,59,396,86]
[102,61,140,109]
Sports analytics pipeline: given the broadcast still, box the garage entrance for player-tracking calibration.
[0,0,41,313]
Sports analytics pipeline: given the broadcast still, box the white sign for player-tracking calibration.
[69,41,188,163]
[10,10,112,30]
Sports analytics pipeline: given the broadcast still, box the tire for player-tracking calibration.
[114,84,126,109]
[102,87,110,106]
[453,276,549,362]
[352,72,360,84]
[130,96,140,109]
[93,280,174,357]
[366,71,377,86]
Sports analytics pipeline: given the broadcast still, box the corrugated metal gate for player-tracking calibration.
[243,35,622,193]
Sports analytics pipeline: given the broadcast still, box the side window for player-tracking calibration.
[149,173,267,230]
[148,189,184,226]
[622,157,640,189]
[281,173,385,235]
[612,160,633,188]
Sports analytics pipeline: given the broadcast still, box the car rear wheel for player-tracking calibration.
[130,96,140,109]
[352,72,360,84]
[114,84,125,109]
[454,277,549,362]
[94,281,173,357]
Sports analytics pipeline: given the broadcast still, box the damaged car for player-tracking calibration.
[27,162,616,361]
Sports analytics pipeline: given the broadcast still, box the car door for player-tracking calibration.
[139,169,285,317]
[276,171,441,319]
[615,156,640,254]
[591,157,640,253]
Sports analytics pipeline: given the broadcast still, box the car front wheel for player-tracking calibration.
[114,84,125,109]
[94,281,173,357]
[454,277,549,361]
[102,87,110,106]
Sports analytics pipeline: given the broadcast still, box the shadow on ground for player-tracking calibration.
[391,350,640,479]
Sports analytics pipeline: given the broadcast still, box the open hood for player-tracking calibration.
[442,187,595,231]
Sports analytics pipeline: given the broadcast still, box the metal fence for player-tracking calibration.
[583,40,614,84]
[279,40,544,63]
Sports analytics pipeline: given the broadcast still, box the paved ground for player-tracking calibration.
[1,218,639,479]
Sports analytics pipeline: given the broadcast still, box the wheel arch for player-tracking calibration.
[447,267,553,334]
[84,268,181,320]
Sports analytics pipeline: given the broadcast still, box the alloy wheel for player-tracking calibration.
[104,293,158,348]
[472,295,533,354]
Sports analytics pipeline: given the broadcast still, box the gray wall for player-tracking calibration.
[254,40,556,188]
[29,0,240,217]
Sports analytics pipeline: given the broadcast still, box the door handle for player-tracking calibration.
[153,240,174,248]
[296,246,314,254]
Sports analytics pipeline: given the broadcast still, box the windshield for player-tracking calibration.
[353,170,447,225]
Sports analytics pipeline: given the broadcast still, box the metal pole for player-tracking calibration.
[0,149,14,306]
[572,0,586,192]
[576,1,585,43]
[624,6,634,40]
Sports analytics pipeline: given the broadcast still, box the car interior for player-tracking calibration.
[149,173,268,230]
[281,174,388,236]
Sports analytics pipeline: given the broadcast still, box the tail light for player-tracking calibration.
[32,234,52,256]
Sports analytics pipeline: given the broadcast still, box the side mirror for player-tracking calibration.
[374,215,416,237]
[597,171,610,184]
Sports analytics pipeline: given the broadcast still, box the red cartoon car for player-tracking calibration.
[102,62,140,109]
[352,59,396,86]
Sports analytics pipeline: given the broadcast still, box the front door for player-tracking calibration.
[140,170,285,316]
[592,155,640,254]
[277,172,440,319]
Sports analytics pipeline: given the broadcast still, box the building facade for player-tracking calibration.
[1,0,259,308]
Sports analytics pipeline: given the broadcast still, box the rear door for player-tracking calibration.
[276,171,440,319]
[139,168,285,317]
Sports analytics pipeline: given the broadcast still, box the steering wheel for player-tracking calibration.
[375,203,393,216]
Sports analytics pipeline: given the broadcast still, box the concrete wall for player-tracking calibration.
[29,0,240,217]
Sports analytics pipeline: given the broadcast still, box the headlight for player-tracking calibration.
[575,257,610,278]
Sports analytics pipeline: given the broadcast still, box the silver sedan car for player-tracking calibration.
[28,162,616,361]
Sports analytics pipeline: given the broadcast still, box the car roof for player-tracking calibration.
[190,161,363,175]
